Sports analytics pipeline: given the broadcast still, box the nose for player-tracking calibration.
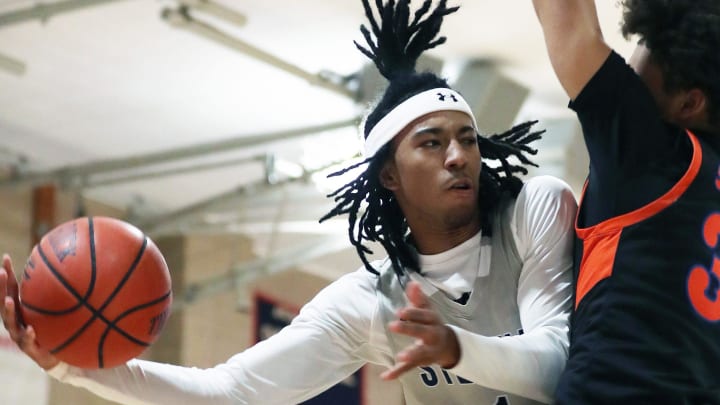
[444,140,468,170]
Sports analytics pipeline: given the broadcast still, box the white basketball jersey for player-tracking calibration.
[375,198,545,405]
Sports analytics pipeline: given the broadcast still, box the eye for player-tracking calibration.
[461,136,478,146]
[421,139,441,148]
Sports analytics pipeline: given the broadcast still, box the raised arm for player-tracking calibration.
[532,0,612,100]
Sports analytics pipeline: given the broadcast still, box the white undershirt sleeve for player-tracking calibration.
[448,175,577,403]
[47,270,384,405]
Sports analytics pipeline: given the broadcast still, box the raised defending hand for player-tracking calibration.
[380,281,460,380]
[0,253,59,370]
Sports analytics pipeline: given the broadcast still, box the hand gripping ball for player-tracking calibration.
[19,216,172,369]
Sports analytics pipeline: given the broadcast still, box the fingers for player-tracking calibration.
[20,325,44,358]
[389,315,440,341]
[397,306,440,325]
[380,336,446,380]
[393,282,441,338]
[2,290,59,370]
[1,255,59,370]
[382,281,460,379]
[405,281,430,309]
[0,258,8,299]
[1,254,23,326]
[391,281,443,345]
[2,295,21,340]
[2,257,24,342]
[0,268,6,298]
[396,281,438,327]
[380,360,415,381]
[2,254,18,300]
[3,253,16,281]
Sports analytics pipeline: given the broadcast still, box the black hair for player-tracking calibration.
[320,0,543,277]
[621,0,720,127]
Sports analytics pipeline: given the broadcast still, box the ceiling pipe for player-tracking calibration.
[0,117,360,189]
[0,0,127,28]
[177,0,247,27]
[79,154,266,189]
[161,6,354,99]
[135,154,351,234]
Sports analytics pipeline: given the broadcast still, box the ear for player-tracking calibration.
[379,161,400,191]
[677,88,708,123]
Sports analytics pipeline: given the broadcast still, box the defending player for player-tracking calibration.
[531,0,720,402]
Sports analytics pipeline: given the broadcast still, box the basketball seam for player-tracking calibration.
[98,291,172,360]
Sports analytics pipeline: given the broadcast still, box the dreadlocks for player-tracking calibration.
[621,0,720,127]
[320,0,543,277]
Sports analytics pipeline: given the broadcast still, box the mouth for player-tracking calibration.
[449,179,473,191]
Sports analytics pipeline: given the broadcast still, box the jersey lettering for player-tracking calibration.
[688,213,720,321]
[687,166,720,321]
[440,368,454,384]
[420,367,438,386]
[417,330,523,387]
[494,395,511,405]
[419,366,474,387]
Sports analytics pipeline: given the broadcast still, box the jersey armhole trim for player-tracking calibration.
[576,130,701,238]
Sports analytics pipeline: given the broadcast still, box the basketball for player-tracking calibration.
[18,216,172,369]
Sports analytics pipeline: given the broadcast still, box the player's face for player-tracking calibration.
[630,44,675,117]
[630,43,706,128]
[381,110,481,230]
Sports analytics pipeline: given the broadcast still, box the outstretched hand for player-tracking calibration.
[380,281,460,380]
[0,253,59,370]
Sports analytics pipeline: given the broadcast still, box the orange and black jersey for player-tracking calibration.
[555,52,720,403]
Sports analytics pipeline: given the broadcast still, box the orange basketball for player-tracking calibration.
[18,216,172,369]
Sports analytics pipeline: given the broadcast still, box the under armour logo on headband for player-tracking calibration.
[437,92,458,102]
[364,88,477,157]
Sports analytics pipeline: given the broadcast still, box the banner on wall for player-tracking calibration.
[253,292,364,405]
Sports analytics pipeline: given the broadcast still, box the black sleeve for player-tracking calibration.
[569,51,689,226]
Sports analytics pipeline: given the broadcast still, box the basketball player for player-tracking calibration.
[530,0,720,403]
[0,1,577,403]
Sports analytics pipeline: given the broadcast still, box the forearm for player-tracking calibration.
[448,324,568,404]
[49,360,242,405]
[49,329,367,405]
[466,176,574,403]
[532,0,610,100]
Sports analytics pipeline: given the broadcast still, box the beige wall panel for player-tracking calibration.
[181,233,255,366]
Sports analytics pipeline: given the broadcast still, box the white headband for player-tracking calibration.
[362,88,477,157]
